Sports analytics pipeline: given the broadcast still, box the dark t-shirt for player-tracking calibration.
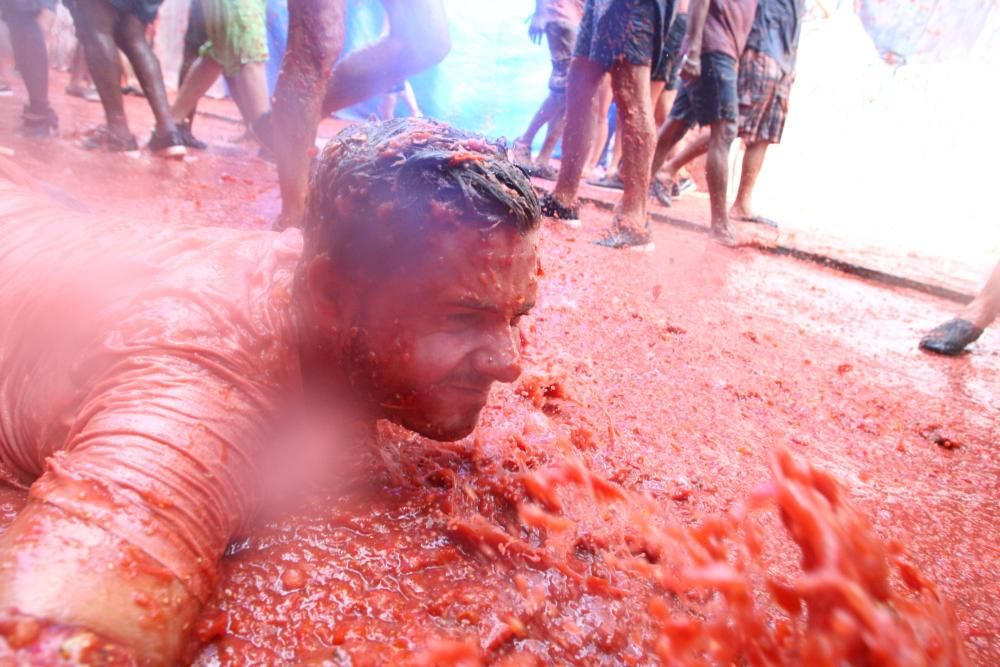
[702,0,759,60]
[745,0,804,73]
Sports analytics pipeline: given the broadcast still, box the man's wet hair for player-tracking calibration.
[303,118,541,278]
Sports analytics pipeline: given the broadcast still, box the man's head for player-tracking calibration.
[297,118,542,441]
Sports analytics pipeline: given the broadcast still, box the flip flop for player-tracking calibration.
[735,215,779,229]
[919,318,983,356]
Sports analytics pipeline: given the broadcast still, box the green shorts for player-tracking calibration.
[199,0,268,76]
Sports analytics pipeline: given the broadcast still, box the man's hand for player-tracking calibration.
[528,13,546,44]
[680,49,702,83]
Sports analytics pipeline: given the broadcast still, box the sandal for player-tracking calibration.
[919,318,983,356]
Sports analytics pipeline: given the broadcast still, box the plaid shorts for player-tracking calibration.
[737,49,795,144]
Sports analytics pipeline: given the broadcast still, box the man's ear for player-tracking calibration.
[304,254,360,332]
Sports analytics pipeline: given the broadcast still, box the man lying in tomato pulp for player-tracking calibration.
[0,117,541,663]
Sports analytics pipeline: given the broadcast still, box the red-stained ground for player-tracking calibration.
[0,74,997,665]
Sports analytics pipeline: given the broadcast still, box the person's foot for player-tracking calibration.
[531,163,558,180]
[148,129,187,159]
[539,192,581,228]
[919,318,983,356]
[80,125,139,152]
[587,173,624,190]
[649,179,672,207]
[176,122,207,150]
[20,105,58,138]
[65,84,101,103]
[593,222,653,250]
[511,141,532,168]
[709,222,741,247]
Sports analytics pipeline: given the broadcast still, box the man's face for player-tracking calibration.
[329,225,539,441]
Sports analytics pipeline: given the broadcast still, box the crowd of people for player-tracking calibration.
[0,0,991,661]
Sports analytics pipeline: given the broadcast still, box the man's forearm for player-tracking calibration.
[684,0,711,53]
[0,502,200,663]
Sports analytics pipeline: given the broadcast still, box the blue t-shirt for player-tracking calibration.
[745,0,804,73]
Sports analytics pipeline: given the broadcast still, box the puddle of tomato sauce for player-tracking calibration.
[0,84,996,664]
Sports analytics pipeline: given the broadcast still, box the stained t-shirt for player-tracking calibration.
[0,180,303,602]
[701,0,759,60]
[540,0,586,26]
[744,0,804,73]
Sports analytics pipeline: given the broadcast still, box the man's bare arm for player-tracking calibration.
[680,0,711,79]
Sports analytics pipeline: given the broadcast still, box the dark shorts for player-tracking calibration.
[738,49,794,144]
[546,20,577,94]
[184,0,207,50]
[0,0,55,20]
[575,0,663,73]
[669,52,738,126]
[652,12,686,85]
[106,0,164,23]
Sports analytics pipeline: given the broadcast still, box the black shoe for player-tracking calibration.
[177,122,207,150]
[21,105,58,137]
[80,126,139,152]
[919,318,983,356]
[148,129,187,158]
[650,179,672,207]
[540,192,580,222]
[593,223,653,249]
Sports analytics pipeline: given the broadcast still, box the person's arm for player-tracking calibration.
[529,0,548,43]
[680,0,711,80]
[0,354,266,663]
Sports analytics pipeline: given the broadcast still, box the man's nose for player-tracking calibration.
[474,326,522,384]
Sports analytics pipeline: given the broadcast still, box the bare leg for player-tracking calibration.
[272,0,345,228]
[535,101,567,167]
[170,56,224,122]
[113,13,176,134]
[584,74,612,175]
[662,131,709,182]
[550,57,607,207]
[400,81,421,116]
[609,60,655,231]
[379,92,398,120]
[730,140,768,219]
[321,0,449,114]
[650,116,691,176]
[517,91,565,150]
[963,261,1000,328]
[68,43,92,90]
[6,8,51,113]
[654,84,671,127]
[231,62,270,124]
[705,119,738,242]
[71,0,131,139]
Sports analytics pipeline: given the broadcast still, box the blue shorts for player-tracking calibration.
[669,52,739,126]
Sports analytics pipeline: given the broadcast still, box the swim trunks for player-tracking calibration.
[200,0,268,76]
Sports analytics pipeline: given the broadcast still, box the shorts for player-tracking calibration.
[574,0,663,73]
[0,0,55,20]
[652,12,686,88]
[199,0,268,76]
[737,49,794,144]
[184,0,208,51]
[669,52,738,126]
[546,20,576,94]
[105,0,164,23]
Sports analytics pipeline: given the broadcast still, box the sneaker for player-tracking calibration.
[0,82,12,97]
[586,173,625,190]
[649,179,672,207]
[21,105,58,137]
[65,85,101,103]
[80,126,139,152]
[919,318,983,356]
[593,223,654,250]
[672,177,695,197]
[148,129,187,158]
[539,192,581,228]
[177,122,207,150]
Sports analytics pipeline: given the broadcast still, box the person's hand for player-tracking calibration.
[679,48,702,83]
[528,14,546,44]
